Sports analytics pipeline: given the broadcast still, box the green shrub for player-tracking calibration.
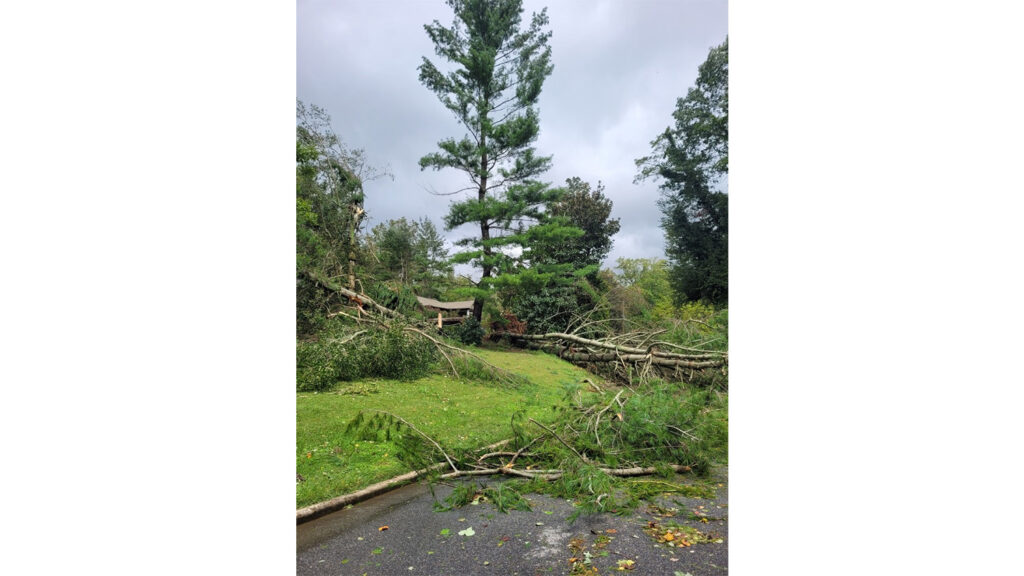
[296,322,438,391]
[296,334,356,392]
[356,323,438,380]
[456,316,484,346]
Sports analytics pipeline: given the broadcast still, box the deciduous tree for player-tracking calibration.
[296,100,388,334]
[636,38,728,306]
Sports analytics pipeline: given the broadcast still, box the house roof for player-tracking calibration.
[415,296,475,311]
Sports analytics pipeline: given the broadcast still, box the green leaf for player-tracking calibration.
[440,528,450,536]
[458,527,476,537]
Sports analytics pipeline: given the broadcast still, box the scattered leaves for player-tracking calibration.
[616,559,636,571]
[379,525,389,531]
[440,529,450,536]
[644,522,719,547]
[458,527,476,537]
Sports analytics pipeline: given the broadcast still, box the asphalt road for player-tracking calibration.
[297,469,727,576]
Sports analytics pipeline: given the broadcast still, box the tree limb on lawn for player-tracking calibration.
[438,464,693,481]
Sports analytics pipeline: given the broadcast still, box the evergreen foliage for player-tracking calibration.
[502,176,620,334]
[455,315,485,346]
[636,38,728,306]
[365,217,453,297]
[418,0,580,320]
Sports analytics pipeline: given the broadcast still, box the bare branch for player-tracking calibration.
[377,411,459,474]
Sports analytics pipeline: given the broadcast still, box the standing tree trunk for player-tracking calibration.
[474,132,490,323]
[348,205,365,290]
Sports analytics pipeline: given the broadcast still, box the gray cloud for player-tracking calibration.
[297,0,727,274]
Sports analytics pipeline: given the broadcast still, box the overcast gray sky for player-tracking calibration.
[297,0,727,273]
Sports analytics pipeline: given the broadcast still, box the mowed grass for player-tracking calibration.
[296,347,603,509]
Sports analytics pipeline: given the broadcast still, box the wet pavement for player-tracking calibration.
[297,469,727,575]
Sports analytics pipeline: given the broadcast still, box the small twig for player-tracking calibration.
[327,309,369,324]
[376,411,459,474]
[592,390,625,448]
[322,330,367,345]
[406,326,519,383]
[403,326,459,377]
[508,434,545,468]
[666,424,700,442]
[529,418,590,463]
[477,451,535,461]
[474,439,511,453]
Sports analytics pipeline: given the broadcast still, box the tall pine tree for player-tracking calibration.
[419,0,574,321]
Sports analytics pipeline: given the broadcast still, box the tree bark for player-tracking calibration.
[475,132,490,323]
[347,205,364,290]
[303,270,402,320]
[512,332,725,362]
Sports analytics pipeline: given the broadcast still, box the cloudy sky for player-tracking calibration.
[297,0,727,273]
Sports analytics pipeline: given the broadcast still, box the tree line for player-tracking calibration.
[297,0,727,339]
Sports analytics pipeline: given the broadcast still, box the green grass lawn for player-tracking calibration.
[296,347,604,509]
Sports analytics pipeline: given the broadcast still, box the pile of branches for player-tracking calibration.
[497,329,727,385]
[302,270,524,386]
[347,380,726,518]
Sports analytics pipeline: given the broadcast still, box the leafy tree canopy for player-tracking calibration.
[636,38,728,306]
[545,177,621,273]
[296,100,389,334]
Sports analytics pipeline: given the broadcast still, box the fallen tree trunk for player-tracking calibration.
[496,331,727,385]
[555,350,723,369]
[303,269,404,320]
[297,438,514,523]
[438,464,693,481]
[297,463,447,523]
[509,332,726,362]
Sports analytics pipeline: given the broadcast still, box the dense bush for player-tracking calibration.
[296,322,438,391]
[359,323,438,379]
[506,281,601,335]
[296,275,335,337]
[296,333,355,392]
[456,316,484,346]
